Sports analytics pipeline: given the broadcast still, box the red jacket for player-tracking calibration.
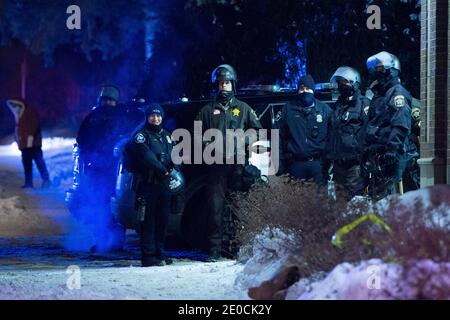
[7,99,42,150]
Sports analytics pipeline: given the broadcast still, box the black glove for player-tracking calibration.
[383,151,397,166]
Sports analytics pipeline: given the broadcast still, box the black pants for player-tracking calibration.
[368,156,408,201]
[289,160,324,185]
[21,147,49,187]
[333,160,365,198]
[205,164,242,254]
[139,185,171,263]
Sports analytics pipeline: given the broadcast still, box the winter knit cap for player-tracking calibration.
[145,103,165,119]
[298,75,316,92]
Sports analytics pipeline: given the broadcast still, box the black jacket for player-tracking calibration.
[326,91,371,161]
[364,79,412,154]
[125,124,175,183]
[77,104,144,163]
[279,98,332,160]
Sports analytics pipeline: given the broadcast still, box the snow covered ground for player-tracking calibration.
[0,260,246,300]
[0,138,247,300]
[2,138,448,300]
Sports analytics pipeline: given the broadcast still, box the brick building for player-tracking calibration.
[418,0,449,186]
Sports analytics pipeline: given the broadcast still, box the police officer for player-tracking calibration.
[76,85,142,251]
[363,51,412,199]
[196,64,262,261]
[402,100,421,191]
[126,104,176,267]
[326,67,370,198]
[278,75,332,185]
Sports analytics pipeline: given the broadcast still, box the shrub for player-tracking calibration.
[232,178,450,278]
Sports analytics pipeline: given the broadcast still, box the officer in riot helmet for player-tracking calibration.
[362,51,412,199]
[125,104,182,267]
[277,75,332,185]
[75,85,143,251]
[196,64,262,262]
[77,85,122,160]
[326,66,370,198]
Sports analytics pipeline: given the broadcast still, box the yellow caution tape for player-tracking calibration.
[332,214,393,248]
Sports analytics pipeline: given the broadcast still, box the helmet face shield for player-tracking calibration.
[330,66,360,90]
[366,51,396,72]
[212,64,237,84]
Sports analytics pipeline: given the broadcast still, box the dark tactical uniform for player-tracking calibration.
[196,97,262,256]
[126,123,175,265]
[76,104,143,234]
[402,101,421,191]
[326,91,370,197]
[278,98,332,185]
[363,79,412,199]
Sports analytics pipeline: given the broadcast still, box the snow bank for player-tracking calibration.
[235,227,299,293]
[0,196,61,236]
[239,186,450,300]
[286,259,450,300]
[374,186,450,229]
[0,138,75,156]
[0,138,76,190]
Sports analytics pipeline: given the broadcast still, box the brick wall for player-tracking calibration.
[419,0,449,185]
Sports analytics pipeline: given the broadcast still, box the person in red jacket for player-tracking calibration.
[6,99,51,188]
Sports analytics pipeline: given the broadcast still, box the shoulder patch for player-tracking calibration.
[394,95,406,108]
[134,133,145,143]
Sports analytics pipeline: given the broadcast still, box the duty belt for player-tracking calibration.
[294,155,321,162]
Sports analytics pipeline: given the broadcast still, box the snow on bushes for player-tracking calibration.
[232,176,450,300]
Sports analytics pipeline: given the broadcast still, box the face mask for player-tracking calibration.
[337,82,354,98]
[298,92,315,107]
[147,122,162,132]
[369,69,390,87]
[217,90,234,103]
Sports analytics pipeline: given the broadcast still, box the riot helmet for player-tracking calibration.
[330,66,361,98]
[97,85,120,106]
[366,51,400,90]
[211,64,237,84]
[211,64,237,102]
[330,66,361,89]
